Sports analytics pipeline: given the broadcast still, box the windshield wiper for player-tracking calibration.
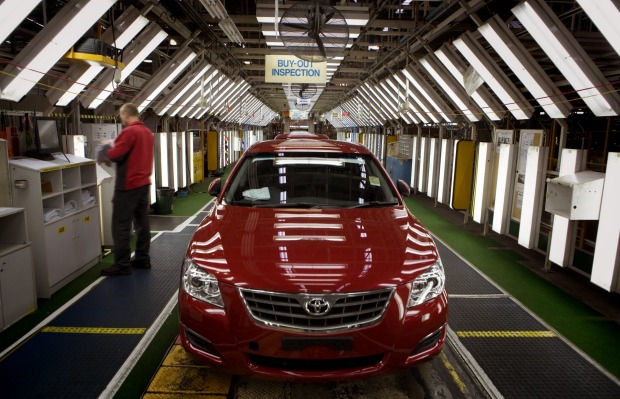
[253,202,326,209]
[349,201,399,209]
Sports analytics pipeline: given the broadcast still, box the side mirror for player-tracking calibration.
[208,178,222,196]
[397,179,411,197]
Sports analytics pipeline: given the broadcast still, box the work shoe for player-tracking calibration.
[101,264,132,276]
[131,259,152,269]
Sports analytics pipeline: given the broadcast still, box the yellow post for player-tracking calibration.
[207,130,218,172]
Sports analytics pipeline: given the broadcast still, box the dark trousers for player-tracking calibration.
[112,185,151,267]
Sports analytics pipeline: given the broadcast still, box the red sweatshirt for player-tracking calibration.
[107,121,154,191]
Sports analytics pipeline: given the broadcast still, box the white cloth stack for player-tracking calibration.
[43,208,62,223]
[64,200,78,214]
[82,190,96,207]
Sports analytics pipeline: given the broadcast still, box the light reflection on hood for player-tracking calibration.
[187,205,438,292]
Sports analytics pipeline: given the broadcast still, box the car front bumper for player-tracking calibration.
[178,284,448,380]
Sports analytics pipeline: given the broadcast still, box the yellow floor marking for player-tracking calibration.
[41,326,146,335]
[162,345,211,368]
[457,330,556,338]
[440,352,467,394]
[147,366,232,395]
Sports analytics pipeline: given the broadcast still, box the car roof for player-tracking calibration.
[248,137,371,155]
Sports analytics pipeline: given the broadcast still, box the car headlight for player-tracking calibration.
[182,258,224,307]
[407,260,445,307]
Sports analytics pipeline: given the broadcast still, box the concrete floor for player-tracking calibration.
[233,342,484,399]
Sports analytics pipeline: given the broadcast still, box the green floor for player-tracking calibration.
[404,196,620,379]
[168,166,234,216]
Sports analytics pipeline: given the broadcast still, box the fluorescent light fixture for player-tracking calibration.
[348,96,382,126]
[358,84,392,122]
[82,23,168,109]
[179,72,224,118]
[420,53,483,122]
[200,0,228,19]
[170,39,178,46]
[211,81,247,116]
[379,81,418,124]
[513,0,620,116]
[180,97,203,119]
[199,81,245,119]
[575,0,620,58]
[389,75,436,123]
[134,47,198,112]
[54,66,104,107]
[191,77,237,118]
[366,83,399,118]
[0,0,117,102]
[434,45,504,121]
[219,17,245,44]
[198,0,244,44]
[0,0,42,45]
[155,62,212,115]
[454,31,534,120]
[166,67,217,116]
[352,97,380,125]
[266,41,353,49]
[49,7,149,106]
[401,67,454,122]
[478,15,571,119]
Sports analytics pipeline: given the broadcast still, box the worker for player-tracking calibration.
[97,103,154,276]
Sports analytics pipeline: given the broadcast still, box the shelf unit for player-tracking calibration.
[0,207,36,331]
[9,154,102,298]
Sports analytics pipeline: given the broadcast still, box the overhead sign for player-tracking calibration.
[265,55,327,84]
[296,98,311,105]
[290,110,309,120]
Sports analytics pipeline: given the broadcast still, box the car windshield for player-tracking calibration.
[223,152,399,208]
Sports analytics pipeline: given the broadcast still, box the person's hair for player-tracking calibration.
[120,103,139,117]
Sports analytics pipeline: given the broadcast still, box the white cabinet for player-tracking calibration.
[0,208,36,331]
[545,171,605,220]
[9,154,102,298]
[44,207,101,287]
[1,247,36,329]
[44,218,79,287]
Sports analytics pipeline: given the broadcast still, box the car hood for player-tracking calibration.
[188,204,438,293]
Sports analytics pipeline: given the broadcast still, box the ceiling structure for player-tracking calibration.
[0,1,619,127]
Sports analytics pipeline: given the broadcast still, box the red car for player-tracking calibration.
[179,132,447,380]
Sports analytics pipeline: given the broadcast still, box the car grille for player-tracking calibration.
[248,353,384,371]
[239,288,394,333]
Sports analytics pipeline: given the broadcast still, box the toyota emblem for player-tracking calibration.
[304,298,331,316]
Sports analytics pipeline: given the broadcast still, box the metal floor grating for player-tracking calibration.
[435,240,502,296]
[0,329,141,398]
[448,297,547,331]
[178,225,198,235]
[461,336,620,398]
[49,233,191,327]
